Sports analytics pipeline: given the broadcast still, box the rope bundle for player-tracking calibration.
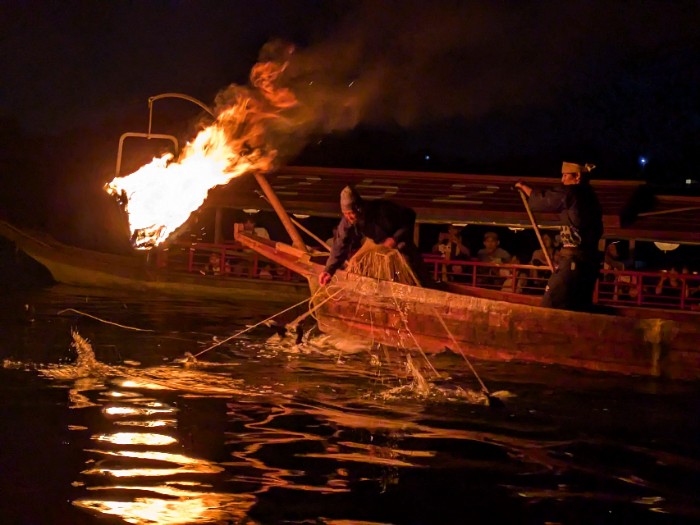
[345,240,419,285]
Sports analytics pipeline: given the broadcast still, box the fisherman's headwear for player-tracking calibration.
[562,162,596,174]
[340,185,363,213]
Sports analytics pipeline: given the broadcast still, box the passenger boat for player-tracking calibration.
[5,158,699,379]
[0,219,308,304]
[231,169,700,381]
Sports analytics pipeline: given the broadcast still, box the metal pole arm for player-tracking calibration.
[147,93,216,135]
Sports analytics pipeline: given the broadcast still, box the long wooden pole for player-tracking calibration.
[288,217,331,251]
[517,189,554,271]
[637,206,700,218]
[253,172,307,252]
[256,192,331,251]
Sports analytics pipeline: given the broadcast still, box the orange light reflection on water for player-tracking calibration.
[92,432,177,446]
[85,448,225,473]
[104,406,172,416]
[74,491,255,525]
[114,419,176,428]
[119,379,171,390]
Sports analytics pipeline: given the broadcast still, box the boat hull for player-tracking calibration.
[1,221,308,304]
[236,231,700,380]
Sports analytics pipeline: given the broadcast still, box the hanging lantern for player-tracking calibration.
[654,242,680,252]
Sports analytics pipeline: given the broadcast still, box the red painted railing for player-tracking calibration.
[156,241,700,311]
[160,241,299,282]
[423,255,700,312]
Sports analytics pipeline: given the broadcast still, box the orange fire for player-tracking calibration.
[106,54,296,249]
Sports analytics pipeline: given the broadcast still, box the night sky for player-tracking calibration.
[1,0,699,247]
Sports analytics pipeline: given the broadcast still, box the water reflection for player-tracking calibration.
[72,375,249,524]
[75,491,255,525]
[2,287,699,524]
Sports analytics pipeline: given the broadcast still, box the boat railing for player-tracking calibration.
[159,241,302,283]
[423,255,700,311]
[597,268,700,311]
[422,255,548,295]
[149,239,699,309]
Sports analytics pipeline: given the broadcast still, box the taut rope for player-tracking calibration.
[192,293,316,358]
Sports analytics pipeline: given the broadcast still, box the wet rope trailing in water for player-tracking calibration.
[388,295,441,378]
[57,308,155,332]
[341,241,493,394]
[337,242,440,377]
[287,285,345,326]
[345,240,420,285]
[431,308,492,397]
[193,292,318,358]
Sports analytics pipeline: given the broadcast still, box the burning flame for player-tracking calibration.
[106,54,296,249]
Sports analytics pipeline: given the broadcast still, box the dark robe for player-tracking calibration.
[324,199,425,283]
[528,183,603,310]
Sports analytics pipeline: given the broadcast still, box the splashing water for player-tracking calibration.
[262,327,503,405]
[4,288,699,525]
[38,330,118,382]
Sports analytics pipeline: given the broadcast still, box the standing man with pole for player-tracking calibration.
[514,162,603,311]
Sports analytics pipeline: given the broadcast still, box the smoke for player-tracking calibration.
[210,0,698,166]
[282,0,697,126]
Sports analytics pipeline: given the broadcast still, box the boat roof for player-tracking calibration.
[607,194,700,243]
[205,166,700,244]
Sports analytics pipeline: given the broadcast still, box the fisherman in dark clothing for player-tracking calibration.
[514,162,603,311]
[319,185,425,286]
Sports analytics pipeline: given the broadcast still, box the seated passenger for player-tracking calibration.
[599,241,630,300]
[477,231,511,264]
[476,231,511,287]
[529,233,556,289]
[530,233,556,269]
[432,224,470,281]
[200,253,230,276]
[501,255,528,293]
[230,259,250,277]
[616,277,639,302]
[687,270,700,310]
[243,218,270,240]
[603,242,625,277]
[654,267,687,306]
[273,265,288,280]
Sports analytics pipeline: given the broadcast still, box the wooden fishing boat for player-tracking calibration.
[0,220,308,304]
[234,228,700,381]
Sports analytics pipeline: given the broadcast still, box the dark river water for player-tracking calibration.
[1,284,699,525]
